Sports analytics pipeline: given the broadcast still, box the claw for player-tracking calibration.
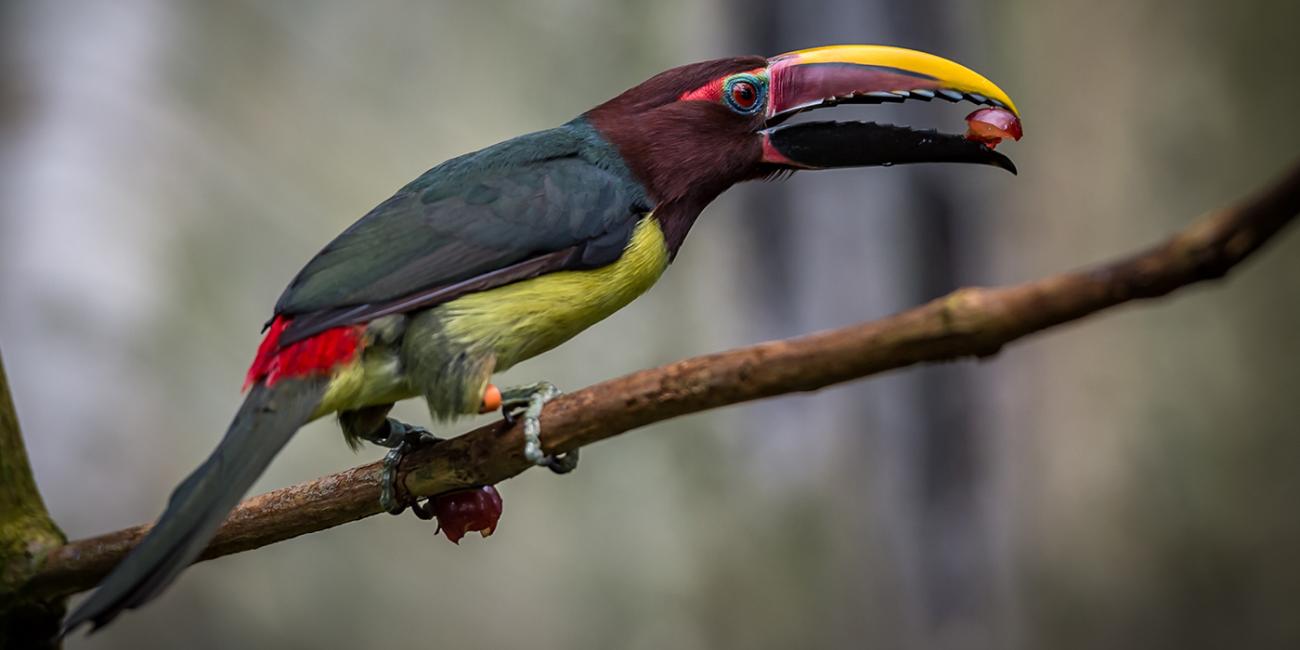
[544,448,580,474]
[498,381,577,474]
[378,419,441,515]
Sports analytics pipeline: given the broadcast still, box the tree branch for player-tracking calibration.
[23,160,1300,602]
[0,348,67,647]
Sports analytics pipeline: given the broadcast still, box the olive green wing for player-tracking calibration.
[274,146,649,345]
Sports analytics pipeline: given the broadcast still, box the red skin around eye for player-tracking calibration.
[964,107,1023,149]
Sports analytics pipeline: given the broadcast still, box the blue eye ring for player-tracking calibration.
[722,74,767,115]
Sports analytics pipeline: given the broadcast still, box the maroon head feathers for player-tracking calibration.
[585,56,773,253]
[589,56,766,118]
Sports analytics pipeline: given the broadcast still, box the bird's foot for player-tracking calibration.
[497,381,579,474]
[366,418,504,541]
[370,418,443,515]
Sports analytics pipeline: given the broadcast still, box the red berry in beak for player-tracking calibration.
[964,107,1023,149]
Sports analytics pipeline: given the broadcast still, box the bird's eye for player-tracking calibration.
[722,75,765,115]
[731,82,756,107]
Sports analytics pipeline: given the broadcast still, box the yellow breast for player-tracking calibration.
[437,214,669,371]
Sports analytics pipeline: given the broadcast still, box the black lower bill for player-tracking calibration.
[766,120,1017,174]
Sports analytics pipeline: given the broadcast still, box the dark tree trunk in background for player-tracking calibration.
[731,2,1001,647]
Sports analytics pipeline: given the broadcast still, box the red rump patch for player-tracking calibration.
[244,316,364,389]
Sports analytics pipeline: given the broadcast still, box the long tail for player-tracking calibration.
[61,377,326,635]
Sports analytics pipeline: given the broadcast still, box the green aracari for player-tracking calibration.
[63,44,1022,635]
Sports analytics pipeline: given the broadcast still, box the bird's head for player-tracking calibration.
[586,44,1021,206]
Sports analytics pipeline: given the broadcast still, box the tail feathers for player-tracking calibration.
[61,378,326,636]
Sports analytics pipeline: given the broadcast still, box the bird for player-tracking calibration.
[62,44,1021,635]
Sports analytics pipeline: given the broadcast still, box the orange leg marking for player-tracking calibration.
[479,383,502,414]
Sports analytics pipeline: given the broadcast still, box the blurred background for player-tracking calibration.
[3,0,1299,648]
